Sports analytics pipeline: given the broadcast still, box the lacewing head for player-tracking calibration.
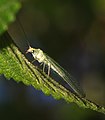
[26,46,34,54]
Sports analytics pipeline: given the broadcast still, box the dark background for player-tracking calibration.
[0,0,105,119]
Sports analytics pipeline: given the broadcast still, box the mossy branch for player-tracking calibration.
[0,32,105,115]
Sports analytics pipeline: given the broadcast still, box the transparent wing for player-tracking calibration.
[44,53,85,97]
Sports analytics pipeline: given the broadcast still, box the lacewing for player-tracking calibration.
[26,46,85,97]
[17,17,85,97]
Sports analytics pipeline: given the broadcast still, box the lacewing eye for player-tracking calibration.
[32,50,35,53]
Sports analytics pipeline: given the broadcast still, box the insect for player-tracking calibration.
[26,46,85,97]
[17,17,85,97]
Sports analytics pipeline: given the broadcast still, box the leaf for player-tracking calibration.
[0,0,21,34]
[0,32,105,115]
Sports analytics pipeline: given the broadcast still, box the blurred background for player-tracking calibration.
[0,0,105,119]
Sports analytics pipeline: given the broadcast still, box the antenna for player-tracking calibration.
[16,16,30,47]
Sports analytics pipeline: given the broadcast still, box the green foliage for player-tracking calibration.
[0,32,105,115]
[0,0,21,34]
[0,0,105,115]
